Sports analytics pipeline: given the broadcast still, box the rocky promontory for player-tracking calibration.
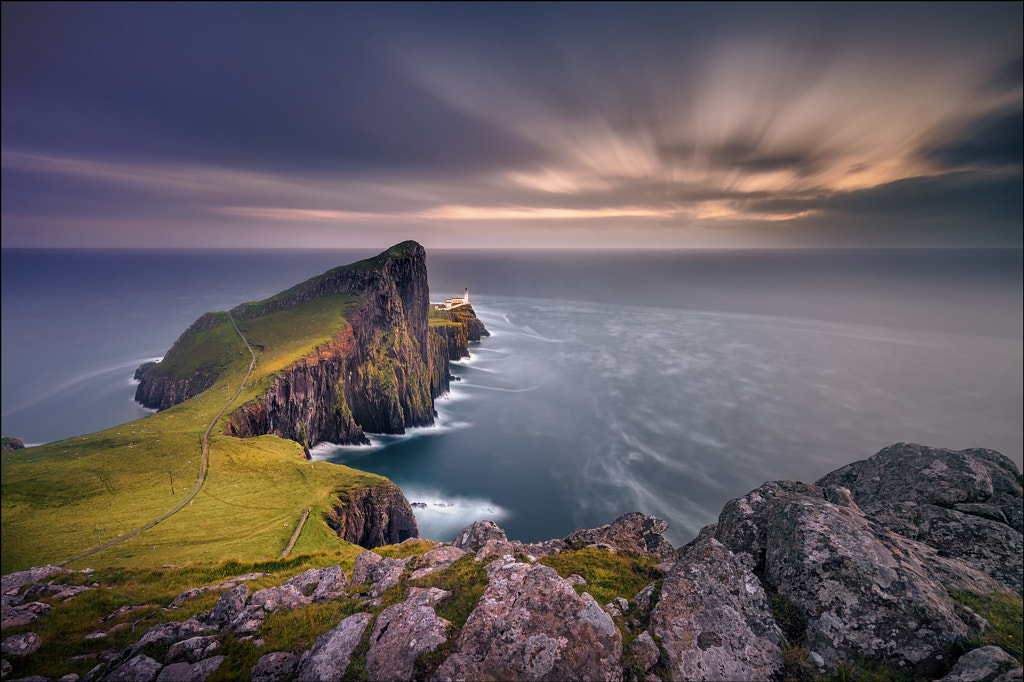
[132,241,489,448]
[3,442,1020,682]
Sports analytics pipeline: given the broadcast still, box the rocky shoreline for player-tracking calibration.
[3,442,1021,681]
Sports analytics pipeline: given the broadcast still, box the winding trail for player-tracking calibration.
[56,312,257,567]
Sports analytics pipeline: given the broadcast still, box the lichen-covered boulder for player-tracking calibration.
[366,587,451,680]
[295,611,372,681]
[105,654,163,682]
[564,512,675,561]
[351,551,410,595]
[283,566,348,601]
[251,651,299,682]
[1,631,41,657]
[451,520,507,552]
[155,655,223,682]
[649,536,784,681]
[410,546,467,580]
[206,584,249,628]
[936,646,1020,682]
[433,558,622,681]
[818,443,1023,595]
[250,584,310,612]
[716,479,972,677]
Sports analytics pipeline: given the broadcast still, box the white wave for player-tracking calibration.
[401,486,509,543]
[459,383,539,393]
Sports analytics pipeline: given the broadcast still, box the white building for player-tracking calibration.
[438,288,470,310]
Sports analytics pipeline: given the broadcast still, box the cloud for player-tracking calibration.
[920,105,1024,170]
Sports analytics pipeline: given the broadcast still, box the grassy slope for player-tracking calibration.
[1,294,379,574]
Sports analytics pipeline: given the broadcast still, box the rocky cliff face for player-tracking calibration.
[135,241,488,448]
[324,482,419,548]
[4,443,1023,682]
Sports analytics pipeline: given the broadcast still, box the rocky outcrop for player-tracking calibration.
[5,443,1022,682]
[326,483,419,548]
[138,241,489,449]
[431,304,490,362]
[714,477,991,677]
[565,512,676,561]
[650,535,785,680]
[366,587,451,680]
[434,557,623,682]
[817,442,1024,596]
[0,437,25,452]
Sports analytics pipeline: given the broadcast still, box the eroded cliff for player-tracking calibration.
[134,241,489,448]
[325,482,420,548]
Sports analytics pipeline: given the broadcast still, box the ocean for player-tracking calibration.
[2,248,1021,546]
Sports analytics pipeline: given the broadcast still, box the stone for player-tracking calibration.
[350,553,409,595]
[58,675,81,682]
[995,669,1024,682]
[564,512,675,561]
[294,611,373,681]
[567,574,587,586]
[936,646,1020,682]
[249,584,310,612]
[1,602,52,630]
[229,605,266,636]
[366,587,451,681]
[716,479,972,677]
[105,654,163,682]
[630,631,660,672]
[1,632,41,657]
[251,651,299,682]
[633,583,656,614]
[451,520,507,551]
[650,536,784,681]
[283,566,347,602]
[519,539,568,558]
[410,546,467,580]
[135,622,180,649]
[434,559,622,682]
[206,584,249,627]
[1,659,9,678]
[473,539,519,563]
[817,443,1024,595]
[166,637,218,665]
[154,656,224,682]
[176,618,216,640]
[0,566,73,595]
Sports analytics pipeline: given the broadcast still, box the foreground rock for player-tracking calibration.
[367,587,451,680]
[715,479,977,677]
[435,558,623,682]
[294,612,372,681]
[818,443,1024,596]
[565,512,676,561]
[650,536,785,680]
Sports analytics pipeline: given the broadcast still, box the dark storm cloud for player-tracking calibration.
[2,2,1023,247]
[984,55,1024,93]
[1,3,545,177]
[746,171,1023,226]
[921,105,1024,170]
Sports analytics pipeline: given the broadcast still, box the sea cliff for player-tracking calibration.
[133,241,489,448]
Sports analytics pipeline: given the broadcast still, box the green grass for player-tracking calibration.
[949,589,1023,662]
[539,547,660,607]
[1,291,391,574]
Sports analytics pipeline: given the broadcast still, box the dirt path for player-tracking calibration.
[56,312,257,567]
[279,509,311,559]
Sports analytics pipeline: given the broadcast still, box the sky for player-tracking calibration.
[2,2,1021,249]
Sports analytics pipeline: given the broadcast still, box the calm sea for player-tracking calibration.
[3,248,1021,546]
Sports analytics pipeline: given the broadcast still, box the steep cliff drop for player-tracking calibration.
[132,241,488,548]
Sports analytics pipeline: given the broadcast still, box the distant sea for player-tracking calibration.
[3,248,1021,546]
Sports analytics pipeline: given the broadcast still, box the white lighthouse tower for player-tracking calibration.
[442,288,470,310]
